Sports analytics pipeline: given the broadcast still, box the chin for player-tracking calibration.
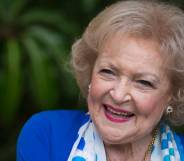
[102,133,132,145]
[103,136,126,145]
[95,123,128,144]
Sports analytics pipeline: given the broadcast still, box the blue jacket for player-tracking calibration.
[17,110,184,161]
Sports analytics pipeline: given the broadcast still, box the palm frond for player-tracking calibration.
[1,39,22,124]
[19,9,79,35]
[9,0,27,18]
[23,36,59,108]
[26,26,67,68]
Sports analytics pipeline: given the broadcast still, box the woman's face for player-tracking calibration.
[87,35,171,145]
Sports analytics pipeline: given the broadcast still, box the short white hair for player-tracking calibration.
[71,0,184,126]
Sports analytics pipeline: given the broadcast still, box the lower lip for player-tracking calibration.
[104,106,131,123]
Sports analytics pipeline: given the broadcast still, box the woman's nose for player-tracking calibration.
[109,80,131,104]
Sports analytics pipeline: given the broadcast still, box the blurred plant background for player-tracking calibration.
[0,0,183,161]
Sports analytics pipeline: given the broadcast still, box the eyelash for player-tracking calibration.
[136,80,154,88]
[100,69,114,75]
[99,69,155,88]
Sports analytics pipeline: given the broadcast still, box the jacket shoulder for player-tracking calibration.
[174,132,184,161]
[17,110,89,161]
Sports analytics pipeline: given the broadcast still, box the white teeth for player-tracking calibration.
[106,106,133,117]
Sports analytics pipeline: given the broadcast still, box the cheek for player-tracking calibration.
[90,78,111,100]
[134,93,166,115]
[87,78,104,110]
[90,84,102,100]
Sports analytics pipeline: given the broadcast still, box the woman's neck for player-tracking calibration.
[104,134,153,161]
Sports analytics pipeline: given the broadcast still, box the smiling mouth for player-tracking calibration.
[103,104,135,123]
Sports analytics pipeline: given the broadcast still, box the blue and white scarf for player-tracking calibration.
[67,119,180,161]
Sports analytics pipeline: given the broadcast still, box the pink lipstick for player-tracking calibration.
[103,104,134,123]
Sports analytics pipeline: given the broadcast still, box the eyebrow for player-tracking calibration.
[134,72,161,84]
[97,61,117,70]
[97,59,162,84]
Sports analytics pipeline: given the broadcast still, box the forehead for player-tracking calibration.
[101,35,160,59]
[97,35,170,77]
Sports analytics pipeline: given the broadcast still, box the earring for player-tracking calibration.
[88,84,91,92]
[166,105,173,115]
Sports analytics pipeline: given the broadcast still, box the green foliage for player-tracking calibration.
[0,0,184,161]
[1,39,22,124]
[0,0,81,125]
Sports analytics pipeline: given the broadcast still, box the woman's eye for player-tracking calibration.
[136,80,154,88]
[100,69,114,75]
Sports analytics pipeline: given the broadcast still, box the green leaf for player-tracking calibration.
[19,9,79,35]
[24,26,78,100]
[23,36,59,108]
[0,0,8,22]
[82,0,98,13]
[25,26,67,68]
[9,0,27,18]
[19,9,64,26]
[27,26,63,47]
[0,0,27,23]
[1,39,22,124]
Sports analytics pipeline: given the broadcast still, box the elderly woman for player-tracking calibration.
[17,0,184,161]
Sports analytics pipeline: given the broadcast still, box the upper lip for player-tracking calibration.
[103,103,134,114]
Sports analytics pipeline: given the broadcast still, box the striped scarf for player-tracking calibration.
[67,119,180,161]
